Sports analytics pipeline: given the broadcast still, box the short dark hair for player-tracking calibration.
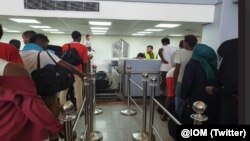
[184,34,197,48]
[71,31,81,40]
[161,38,170,45]
[86,34,90,38]
[29,33,49,43]
[0,24,3,39]
[147,45,153,50]
[137,53,146,58]
[9,39,21,49]
[22,30,36,38]
[179,40,184,48]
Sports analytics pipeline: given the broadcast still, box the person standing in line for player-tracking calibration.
[145,45,158,60]
[205,38,238,124]
[173,35,197,116]
[60,31,88,112]
[22,30,37,45]
[0,24,23,65]
[9,39,21,50]
[157,38,178,119]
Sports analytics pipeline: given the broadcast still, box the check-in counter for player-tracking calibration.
[118,59,161,97]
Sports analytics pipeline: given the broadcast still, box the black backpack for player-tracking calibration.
[62,44,82,66]
[31,51,75,96]
[96,71,111,90]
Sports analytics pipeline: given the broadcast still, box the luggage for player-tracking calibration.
[96,71,111,90]
[62,44,82,65]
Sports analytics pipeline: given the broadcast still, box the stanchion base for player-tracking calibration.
[120,108,137,116]
[94,108,103,115]
[132,131,148,141]
[90,131,103,141]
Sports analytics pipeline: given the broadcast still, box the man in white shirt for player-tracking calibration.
[173,35,197,116]
[158,38,178,96]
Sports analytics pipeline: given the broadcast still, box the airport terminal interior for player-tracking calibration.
[0,0,242,141]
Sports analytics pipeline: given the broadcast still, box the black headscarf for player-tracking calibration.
[217,38,238,93]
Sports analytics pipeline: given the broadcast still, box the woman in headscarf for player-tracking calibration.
[205,38,238,124]
[181,44,219,124]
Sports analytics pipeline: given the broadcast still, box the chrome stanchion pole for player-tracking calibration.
[89,73,103,141]
[148,76,156,141]
[80,77,90,141]
[132,73,149,141]
[59,101,76,141]
[92,66,103,115]
[121,66,137,116]
[191,101,208,125]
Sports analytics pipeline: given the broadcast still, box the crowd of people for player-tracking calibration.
[0,22,238,141]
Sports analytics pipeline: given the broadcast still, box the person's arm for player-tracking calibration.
[158,48,168,64]
[82,46,89,73]
[173,63,180,92]
[57,60,84,78]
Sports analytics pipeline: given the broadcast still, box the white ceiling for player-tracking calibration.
[0,15,203,37]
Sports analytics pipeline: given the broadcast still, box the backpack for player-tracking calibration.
[61,44,82,65]
[96,71,111,90]
[31,51,75,96]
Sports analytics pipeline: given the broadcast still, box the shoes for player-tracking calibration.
[80,111,84,117]
[160,113,168,121]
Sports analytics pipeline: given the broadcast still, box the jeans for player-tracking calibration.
[175,82,185,116]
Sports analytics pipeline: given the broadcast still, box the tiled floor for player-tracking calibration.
[72,99,175,141]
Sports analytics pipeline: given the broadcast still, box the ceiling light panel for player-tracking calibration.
[91,30,107,33]
[144,29,164,32]
[50,32,65,34]
[132,33,145,36]
[92,32,106,35]
[155,23,181,28]
[89,21,112,26]
[4,30,21,33]
[168,34,183,37]
[42,29,59,31]
[29,25,52,29]
[90,27,109,30]
[137,31,152,34]
[9,18,40,24]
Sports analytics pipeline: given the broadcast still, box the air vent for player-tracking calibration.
[24,0,99,12]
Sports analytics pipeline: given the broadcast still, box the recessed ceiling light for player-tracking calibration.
[144,29,164,32]
[92,32,106,35]
[41,29,59,32]
[168,34,183,37]
[132,33,145,36]
[50,31,65,34]
[29,25,51,29]
[137,31,152,34]
[91,30,107,33]
[90,27,109,30]
[4,30,21,33]
[89,21,112,26]
[155,23,181,28]
[9,18,40,24]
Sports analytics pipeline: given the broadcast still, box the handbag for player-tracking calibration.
[31,51,75,96]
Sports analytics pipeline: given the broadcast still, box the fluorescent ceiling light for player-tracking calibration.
[91,30,107,33]
[42,29,59,32]
[168,34,183,37]
[137,31,152,34]
[144,29,164,32]
[155,23,181,28]
[89,21,112,26]
[92,32,106,35]
[132,33,145,36]
[9,18,40,24]
[4,30,21,33]
[50,31,65,34]
[90,27,109,30]
[29,25,51,29]
[2,27,7,30]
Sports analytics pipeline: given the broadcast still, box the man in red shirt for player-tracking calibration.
[60,31,88,112]
[0,24,23,65]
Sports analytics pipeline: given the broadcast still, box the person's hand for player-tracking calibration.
[163,59,169,64]
[205,86,214,95]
